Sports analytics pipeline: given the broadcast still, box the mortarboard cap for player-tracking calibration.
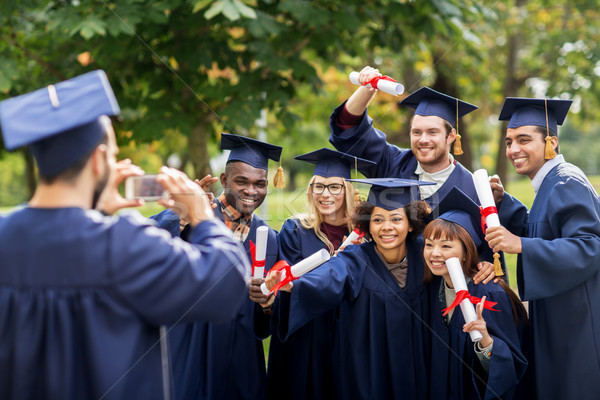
[429,187,485,249]
[400,86,478,128]
[0,70,120,178]
[498,97,572,134]
[347,178,435,211]
[294,148,377,179]
[220,133,282,171]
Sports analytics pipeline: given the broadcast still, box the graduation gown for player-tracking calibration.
[328,102,478,209]
[153,205,279,400]
[498,162,600,399]
[278,239,431,400]
[0,207,248,400]
[267,218,342,400]
[428,277,528,400]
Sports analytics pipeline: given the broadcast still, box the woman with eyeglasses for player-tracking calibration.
[266,148,375,400]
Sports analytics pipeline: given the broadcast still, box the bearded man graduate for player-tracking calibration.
[486,97,600,399]
[0,71,249,400]
[153,133,280,400]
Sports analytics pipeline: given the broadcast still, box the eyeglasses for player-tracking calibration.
[310,183,345,195]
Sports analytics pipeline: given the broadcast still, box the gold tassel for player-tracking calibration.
[453,133,464,155]
[493,253,504,276]
[544,135,556,160]
[273,164,285,189]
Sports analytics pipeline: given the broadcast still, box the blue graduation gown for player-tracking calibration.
[267,218,342,400]
[0,207,248,400]
[278,239,431,400]
[428,277,528,400]
[498,162,600,399]
[328,102,478,209]
[153,205,279,400]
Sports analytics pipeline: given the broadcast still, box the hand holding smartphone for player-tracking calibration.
[125,175,167,201]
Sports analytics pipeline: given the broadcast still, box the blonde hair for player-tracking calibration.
[298,175,355,254]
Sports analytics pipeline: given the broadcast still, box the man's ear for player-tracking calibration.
[91,144,107,176]
[549,135,559,152]
[447,128,457,144]
[220,172,228,188]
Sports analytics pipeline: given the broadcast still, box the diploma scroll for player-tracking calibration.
[473,169,500,228]
[349,72,405,96]
[253,226,269,279]
[339,228,365,250]
[445,257,483,343]
[260,249,331,295]
[473,169,504,276]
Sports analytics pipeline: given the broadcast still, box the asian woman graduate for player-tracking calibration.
[266,148,376,400]
[423,187,529,400]
[265,178,436,400]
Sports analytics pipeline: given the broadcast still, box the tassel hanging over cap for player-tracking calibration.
[453,98,464,155]
[273,162,285,189]
[544,98,556,160]
[493,252,504,276]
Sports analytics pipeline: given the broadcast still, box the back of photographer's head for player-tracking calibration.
[0,70,120,183]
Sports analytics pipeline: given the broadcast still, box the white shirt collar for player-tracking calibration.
[531,154,564,193]
[415,154,455,199]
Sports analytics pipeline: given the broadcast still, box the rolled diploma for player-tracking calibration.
[349,71,405,96]
[339,228,363,250]
[260,249,331,295]
[473,169,500,229]
[253,226,269,278]
[445,257,483,342]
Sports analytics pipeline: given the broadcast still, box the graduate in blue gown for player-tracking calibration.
[266,148,375,400]
[265,179,435,399]
[0,71,249,400]
[487,98,600,399]
[153,133,281,400]
[328,66,479,209]
[424,188,529,400]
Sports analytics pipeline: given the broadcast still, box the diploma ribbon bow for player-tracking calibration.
[362,75,396,90]
[479,205,498,234]
[249,240,266,278]
[442,290,500,316]
[268,260,298,296]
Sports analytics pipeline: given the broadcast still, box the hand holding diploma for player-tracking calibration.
[349,71,404,96]
[473,169,504,276]
[261,249,331,296]
[337,228,365,253]
[443,257,499,343]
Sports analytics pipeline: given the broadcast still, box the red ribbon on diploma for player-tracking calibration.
[249,240,266,278]
[267,260,299,296]
[479,205,498,233]
[442,290,500,316]
[362,75,396,90]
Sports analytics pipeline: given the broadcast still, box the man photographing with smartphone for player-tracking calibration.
[0,70,249,400]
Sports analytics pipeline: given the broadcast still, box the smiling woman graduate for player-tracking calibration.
[423,188,529,400]
[265,178,435,399]
[266,148,375,400]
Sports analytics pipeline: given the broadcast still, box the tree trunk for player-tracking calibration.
[496,0,526,183]
[432,54,473,170]
[188,116,214,190]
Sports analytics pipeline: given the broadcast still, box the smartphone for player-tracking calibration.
[125,175,167,201]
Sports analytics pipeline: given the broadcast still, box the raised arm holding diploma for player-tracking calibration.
[349,71,404,96]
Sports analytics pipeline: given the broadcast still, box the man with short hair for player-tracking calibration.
[0,70,249,399]
[153,133,280,400]
[486,97,600,399]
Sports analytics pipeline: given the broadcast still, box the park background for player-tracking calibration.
[2,1,600,355]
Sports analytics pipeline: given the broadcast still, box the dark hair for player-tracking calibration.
[39,134,109,184]
[352,200,431,240]
[533,125,560,154]
[409,114,453,137]
[422,218,528,326]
